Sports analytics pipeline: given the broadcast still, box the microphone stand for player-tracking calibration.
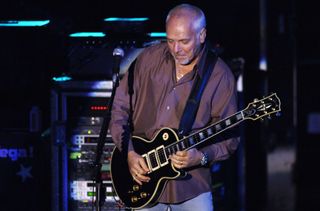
[93,51,121,211]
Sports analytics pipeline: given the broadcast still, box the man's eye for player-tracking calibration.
[181,40,189,44]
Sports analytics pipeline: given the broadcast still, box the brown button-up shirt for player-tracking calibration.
[110,42,239,203]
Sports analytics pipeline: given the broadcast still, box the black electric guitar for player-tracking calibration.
[110,93,281,209]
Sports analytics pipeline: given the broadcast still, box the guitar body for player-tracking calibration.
[111,128,183,209]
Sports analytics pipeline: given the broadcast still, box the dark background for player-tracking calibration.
[0,0,319,210]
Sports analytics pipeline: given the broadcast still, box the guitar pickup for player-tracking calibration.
[156,145,168,167]
[147,150,160,171]
[143,145,168,172]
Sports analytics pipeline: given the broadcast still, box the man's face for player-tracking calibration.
[166,17,205,65]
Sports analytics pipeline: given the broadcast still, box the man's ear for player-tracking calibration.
[200,28,206,43]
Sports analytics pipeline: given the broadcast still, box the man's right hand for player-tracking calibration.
[127,150,150,185]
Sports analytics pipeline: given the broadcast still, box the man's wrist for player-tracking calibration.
[200,152,208,166]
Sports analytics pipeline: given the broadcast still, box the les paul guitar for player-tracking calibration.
[110,93,281,209]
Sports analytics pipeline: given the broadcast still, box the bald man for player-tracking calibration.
[110,3,239,211]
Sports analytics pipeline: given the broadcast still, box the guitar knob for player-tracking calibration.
[133,185,140,191]
[131,196,138,203]
[140,192,148,198]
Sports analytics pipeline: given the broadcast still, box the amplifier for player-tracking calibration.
[68,133,122,210]
[69,134,114,180]
[69,179,122,211]
[70,180,119,203]
[51,80,123,211]
[72,134,113,145]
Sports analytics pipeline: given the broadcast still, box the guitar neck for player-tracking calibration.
[165,111,244,156]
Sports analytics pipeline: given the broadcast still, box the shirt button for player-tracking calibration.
[166,106,170,110]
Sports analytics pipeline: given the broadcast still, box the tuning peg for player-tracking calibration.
[267,115,272,120]
[253,98,259,102]
[276,112,281,117]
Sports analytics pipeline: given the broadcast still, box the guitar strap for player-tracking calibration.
[178,47,218,136]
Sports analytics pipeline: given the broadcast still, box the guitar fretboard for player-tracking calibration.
[165,111,244,157]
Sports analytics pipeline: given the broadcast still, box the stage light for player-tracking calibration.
[0,20,50,27]
[148,32,167,37]
[52,76,72,82]
[69,32,106,37]
[104,17,149,22]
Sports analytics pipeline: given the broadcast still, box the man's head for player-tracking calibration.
[166,4,207,65]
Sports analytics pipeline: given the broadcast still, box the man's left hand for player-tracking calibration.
[170,149,203,169]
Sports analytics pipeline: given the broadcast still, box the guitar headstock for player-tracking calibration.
[243,93,281,121]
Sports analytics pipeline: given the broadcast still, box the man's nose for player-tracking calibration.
[173,43,181,53]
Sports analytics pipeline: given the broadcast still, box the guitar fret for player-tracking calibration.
[166,147,171,156]
[231,114,242,124]
[231,114,242,123]
[167,147,170,155]
[215,124,221,131]
[169,146,175,155]
[168,146,176,155]
[225,119,231,126]
[236,113,242,120]
[176,143,180,151]
[179,142,186,150]
[185,139,191,148]
[176,145,179,152]
[181,140,186,149]
[188,136,195,145]
[194,134,200,143]
[221,122,227,129]
[207,127,214,136]
[199,132,205,140]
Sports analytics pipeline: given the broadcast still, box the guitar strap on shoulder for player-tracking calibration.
[178,47,218,136]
